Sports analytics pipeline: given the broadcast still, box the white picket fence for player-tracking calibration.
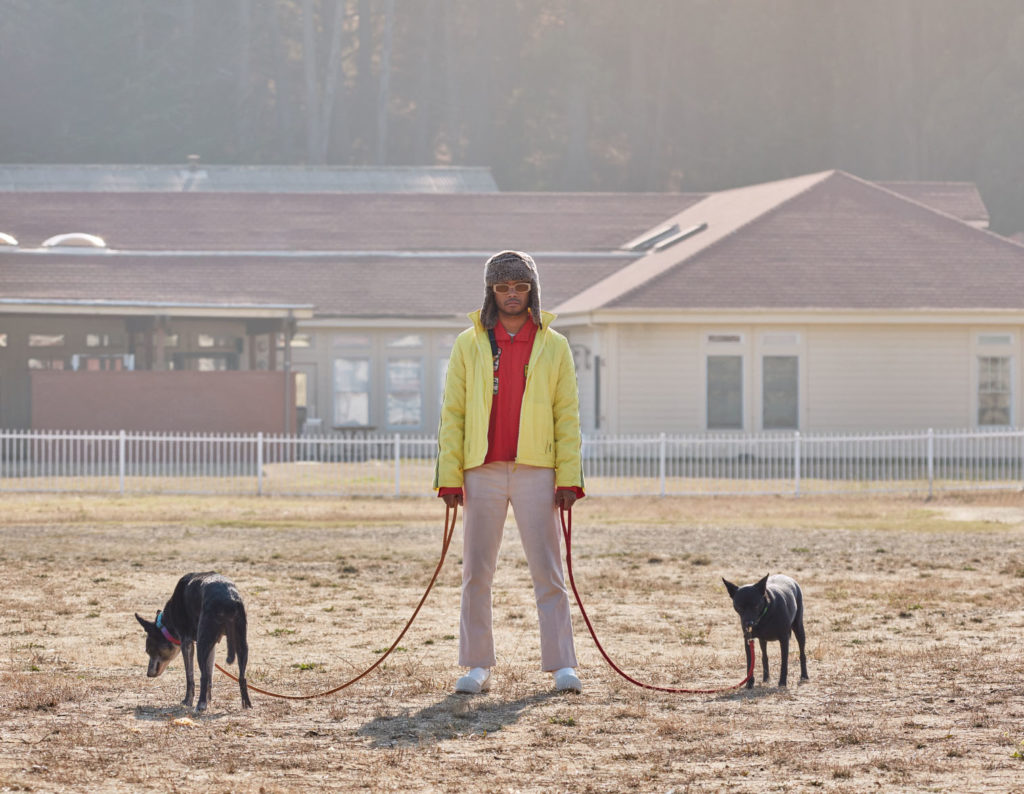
[1,427,1023,498]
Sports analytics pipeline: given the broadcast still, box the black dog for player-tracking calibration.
[722,573,808,688]
[135,571,252,711]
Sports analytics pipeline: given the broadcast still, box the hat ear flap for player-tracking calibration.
[529,278,541,326]
[481,289,498,329]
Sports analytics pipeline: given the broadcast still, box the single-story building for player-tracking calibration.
[1,165,1019,436]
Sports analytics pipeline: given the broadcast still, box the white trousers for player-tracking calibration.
[459,462,578,671]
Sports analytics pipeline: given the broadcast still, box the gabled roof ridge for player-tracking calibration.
[554,170,835,314]
[839,170,1024,252]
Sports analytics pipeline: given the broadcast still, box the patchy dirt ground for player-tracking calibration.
[1,492,1023,792]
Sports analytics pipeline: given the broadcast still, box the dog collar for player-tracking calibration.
[155,612,181,646]
[751,599,771,627]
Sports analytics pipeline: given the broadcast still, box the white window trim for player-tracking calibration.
[972,330,1015,428]
[701,330,748,431]
[755,331,804,432]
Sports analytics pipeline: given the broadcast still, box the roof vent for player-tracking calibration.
[651,222,708,252]
[627,223,681,252]
[0,232,17,246]
[41,232,108,248]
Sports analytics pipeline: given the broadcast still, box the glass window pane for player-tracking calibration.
[332,333,371,348]
[387,393,421,426]
[707,355,742,429]
[978,356,1011,426]
[333,358,369,391]
[334,393,369,426]
[387,358,421,391]
[29,334,65,347]
[763,355,798,430]
[277,333,313,349]
[387,358,422,427]
[333,358,370,426]
[387,334,424,348]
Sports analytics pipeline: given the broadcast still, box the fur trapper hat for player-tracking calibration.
[480,250,541,329]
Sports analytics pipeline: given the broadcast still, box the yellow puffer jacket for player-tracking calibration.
[434,310,584,490]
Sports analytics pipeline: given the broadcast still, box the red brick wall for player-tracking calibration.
[30,371,296,433]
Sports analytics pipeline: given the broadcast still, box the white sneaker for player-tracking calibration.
[553,667,582,693]
[455,667,491,694]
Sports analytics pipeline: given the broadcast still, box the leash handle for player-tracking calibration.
[560,506,754,694]
[216,503,458,700]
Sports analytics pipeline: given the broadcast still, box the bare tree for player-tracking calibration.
[376,0,396,164]
[301,0,346,163]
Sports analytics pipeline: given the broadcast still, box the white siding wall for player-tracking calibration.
[615,324,701,432]
[564,327,601,433]
[806,326,971,430]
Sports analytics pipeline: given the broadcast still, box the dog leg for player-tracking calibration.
[180,641,195,708]
[759,637,769,684]
[744,639,754,688]
[195,640,216,712]
[777,633,790,687]
[793,619,809,681]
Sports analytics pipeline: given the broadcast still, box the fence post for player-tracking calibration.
[794,431,801,496]
[927,428,934,499]
[394,433,401,496]
[118,429,126,495]
[256,432,264,496]
[659,432,667,497]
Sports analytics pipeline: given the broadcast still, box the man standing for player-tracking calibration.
[435,250,585,695]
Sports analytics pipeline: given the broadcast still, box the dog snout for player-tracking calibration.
[147,658,167,678]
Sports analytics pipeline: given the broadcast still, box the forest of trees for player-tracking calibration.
[2,0,1023,233]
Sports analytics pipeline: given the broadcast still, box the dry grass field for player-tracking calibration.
[1,491,1023,792]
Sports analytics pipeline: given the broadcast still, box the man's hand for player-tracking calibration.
[555,488,577,510]
[442,492,464,508]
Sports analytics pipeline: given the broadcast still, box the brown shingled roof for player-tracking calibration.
[0,192,700,252]
[599,171,1024,311]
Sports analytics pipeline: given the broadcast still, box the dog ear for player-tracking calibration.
[722,578,738,597]
[755,574,770,594]
[135,612,153,631]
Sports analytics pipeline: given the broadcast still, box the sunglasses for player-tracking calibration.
[493,282,532,294]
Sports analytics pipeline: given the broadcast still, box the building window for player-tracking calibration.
[332,333,371,348]
[197,334,235,349]
[276,332,313,349]
[72,354,134,372]
[86,333,116,348]
[28,358,65,370]
[762,355,798,430]
[387,334,424,349]
[978,356,1011,426]
[707,355,742,429]
[386,358,423,428]
[29,334,65,347]
[333,357,370,427]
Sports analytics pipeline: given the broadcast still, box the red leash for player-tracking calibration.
[215,504,458,699]
[560,507,754,694]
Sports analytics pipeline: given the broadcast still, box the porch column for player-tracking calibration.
[153,316,168,371]
[283,313,294,434]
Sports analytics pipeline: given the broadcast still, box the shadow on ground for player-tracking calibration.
[358,690,563,747]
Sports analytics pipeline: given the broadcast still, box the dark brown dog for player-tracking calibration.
[723,573,808,688]
[135,572,252,711]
